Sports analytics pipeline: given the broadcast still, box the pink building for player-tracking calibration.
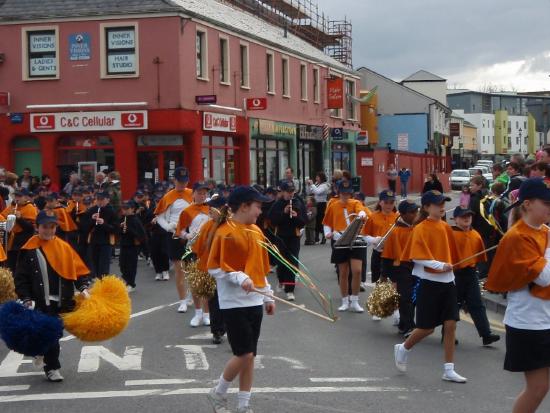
[0,0,360,197]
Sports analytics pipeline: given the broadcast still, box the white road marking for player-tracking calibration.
[77,346,143,373]
[0,385,30,392]
[0,386,408,402]
[125,379,196,386]
[60,302,180,342]
[309,377,389,383]
[0,353,42,378]
[168,345,216,371]
[186,332,213,340]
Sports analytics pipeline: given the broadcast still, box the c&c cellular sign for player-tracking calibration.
[30,111,148,132]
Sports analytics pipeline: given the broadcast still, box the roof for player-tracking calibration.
[463,120,477,128]
[357,66,452,114]
[401,70,446,82]
[0,0,354,74]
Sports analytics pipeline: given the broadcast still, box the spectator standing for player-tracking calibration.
[306,171,330,244]
[386,164,398,192]
[398,168,411,198]
[422,174,443,194]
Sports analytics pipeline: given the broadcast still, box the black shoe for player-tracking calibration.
[320,238,326,245]
[482,333,500,346]
[212,333,223,344]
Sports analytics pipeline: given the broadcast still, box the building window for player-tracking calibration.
[266,52,275,94]
[346,79,356,120]
[250,138,289,187]
[282,56,290,97]
[196,29,208,80]
[300,63,307,101]
[240,43,249,88]
[104,26,137,76]
[312,67,320,103]
[219,37,230,84]
[483,136,485,144]
[524,121,527,129]
[23,27,59,80]
[202,136,237,184]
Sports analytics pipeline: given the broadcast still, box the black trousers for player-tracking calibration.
[370,250,382,283]
[76,241,91,268]
[150,230,170,273]
[276,235,301,293]
[388,180,397,192]
[455,267,492,338]
[7,250,19,274]
[120,245,139,287]
[315,202,327,242]
[91,244,112,278]
[43,302,61,371]
[208,290,225,336]
[392,265,416,332]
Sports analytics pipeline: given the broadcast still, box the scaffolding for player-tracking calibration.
[221,0,353,68]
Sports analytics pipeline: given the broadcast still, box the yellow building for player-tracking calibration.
[463,121,477,151]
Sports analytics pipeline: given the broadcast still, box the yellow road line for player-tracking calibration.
[460,311,506,333]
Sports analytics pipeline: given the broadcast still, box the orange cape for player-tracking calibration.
[362,210,399,236]
[1,202,37,233]
[322,199,367,232]
[486,219,550,299]
[22,235,89,281]
[381,222,413,266]
[451,227,486,270]
[192,219,215,272]
[401,219,458,272]
[176,203,210,235]
[51,207,77,232]
[154,189,192,215]
[207,221,269,288]
[0,243,6,261]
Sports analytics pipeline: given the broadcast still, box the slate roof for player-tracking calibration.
[402,70,447,82]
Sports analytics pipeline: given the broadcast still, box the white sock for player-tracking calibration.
[237,391,251,408]
[444,362,454,371]
[195,309,203,317]
[215,375,231,395]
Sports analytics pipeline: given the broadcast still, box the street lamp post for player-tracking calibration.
[519,128,523,154]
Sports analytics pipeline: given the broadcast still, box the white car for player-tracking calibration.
[468,167,494,186]
[450,169,471,190]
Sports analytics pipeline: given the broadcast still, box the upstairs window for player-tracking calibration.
[240,43,249,88]
[219,37,230,84]
[300,63,307,101]
[24,28,59,80]
[105,26,137,76]
[312,67,320,103]
[196,30,208,80]
[266,52,275,94]
[345,79,357,120]
[282,56,290,97]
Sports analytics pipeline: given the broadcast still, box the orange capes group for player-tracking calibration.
[154,188,193,215]
[381,221,413,266]
[207,221,270,288]
[451,227,487,270]
[362,211,399,237]
[401,219,459,270]
[322,199,369,232]
[192,219,216,272]
[176,203,210,235]
[22,235,89,281]
[486,219,550,300]
[50,207,77,232]
[1,202,38,233]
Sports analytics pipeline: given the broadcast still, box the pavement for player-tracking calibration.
[0,190,535,413]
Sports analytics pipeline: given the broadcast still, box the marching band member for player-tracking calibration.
[451,206,500,346]
[119,200,147,292]
[486,178,550,413]
[322,180,368,313]
[14,210,90,382]
[206,186,275,413]
[395,190,467,383]
[176,182,211,326]
[381,199,419,336]
[154,167,193,312]
[44,192,75,241]
[267,181,307,301]
[66,188,85,250]
[1,188,38,273]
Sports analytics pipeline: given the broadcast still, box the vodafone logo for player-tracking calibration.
[32,114,55,130]
[204,113,213,129]
[121,112,144,128]
[246,97,267,111]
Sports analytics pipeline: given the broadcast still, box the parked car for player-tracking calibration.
[450,169,471,190]
[476,160,494,168]
[468,166,494,186]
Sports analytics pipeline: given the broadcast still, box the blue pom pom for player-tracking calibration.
[0,301,64,357]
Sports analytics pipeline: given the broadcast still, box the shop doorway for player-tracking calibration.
[137,149,184,187]
[13,137,42,178]
[332,143,351,172]
[298,140,322,193]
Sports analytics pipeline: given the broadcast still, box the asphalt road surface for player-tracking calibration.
[1,191,547,412]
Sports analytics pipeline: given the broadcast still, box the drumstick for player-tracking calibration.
[252,289,337,323]
[374,216,401,250]
[452,244,499,268]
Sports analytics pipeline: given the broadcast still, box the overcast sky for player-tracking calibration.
[315,0,550,91]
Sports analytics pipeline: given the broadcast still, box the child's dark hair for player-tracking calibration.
[205,204,231,253]
[491,182,505,196]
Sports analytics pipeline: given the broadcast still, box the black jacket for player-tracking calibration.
[12,206,36,251]
[120,215,147,247]
[422,180,443,194]
[268,196,307,238]
[14,248,89,313]
[83,204,118,245]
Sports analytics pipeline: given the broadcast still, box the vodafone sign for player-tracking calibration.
[246,98,267,111]
[30,111,148,132]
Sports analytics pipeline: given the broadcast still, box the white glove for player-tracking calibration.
[358,210,367,219]
[333,232,342,241]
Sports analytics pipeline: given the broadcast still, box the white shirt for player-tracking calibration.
[412,260,455,283]
[208,269,274,309]
[307,182,330,203]
[157,198,189,233]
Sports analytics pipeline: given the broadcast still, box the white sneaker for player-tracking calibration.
[190,313,203,327]
[126,286,135,293]
[392,310,400,326]
[349,296,364,313]
[155,273,162,281]
[203,313,211,326]
[45,369,64,382]
[177,301,188,313]
[338,297,350,312]
[276,284,284,293]
[185,292,193,305]
[442,363,467,383]
[360,281,368,290]
[162,271,170,281]
[372,315,382,321]
[286,292,295,301]
[394,344,409,372]
[32,356,45,370]
[206,387,230,413]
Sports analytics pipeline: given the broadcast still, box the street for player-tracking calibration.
[0,191,546,413]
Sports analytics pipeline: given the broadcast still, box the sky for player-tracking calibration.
[314,0,550,92]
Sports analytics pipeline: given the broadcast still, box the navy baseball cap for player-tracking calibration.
[280,181,296,192]
[421,190,451,206]
[228,186,271,206]
[265,187,278,195]
[95,191,110,200]
[173,167,189,183]
[36,210,58,225]
[121,200,138,209]
[14,188,30,197]
[45,192,59,201]
[193,182,209,191]
[518,178,550,203]
[207,195,227,208]
[133,190,144,197]
[379,190,396,201]
[72,187,83,195]
[337,180,354,194]
[398,199,419,214]
[453,206,474,218]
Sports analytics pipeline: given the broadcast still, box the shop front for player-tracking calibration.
[330,128,357,176]
[249,118,297,188]
[297,124,324,192]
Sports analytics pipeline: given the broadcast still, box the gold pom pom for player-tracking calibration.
[185,260,216,299]
[0,267,17,305]
[62,275,131,342]
[366,280,400,318]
